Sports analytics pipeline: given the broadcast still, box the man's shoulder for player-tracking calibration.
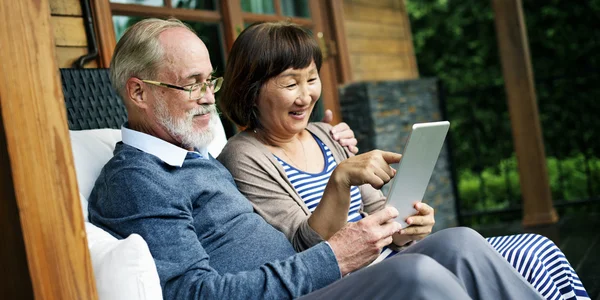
[90,143,174,207]
[102,143,165,179]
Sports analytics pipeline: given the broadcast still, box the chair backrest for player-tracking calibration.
[60,68,128,130]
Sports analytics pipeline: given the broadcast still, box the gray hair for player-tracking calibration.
[109,18,194,101]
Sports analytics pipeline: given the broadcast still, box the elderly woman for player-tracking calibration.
[217,22,589,300]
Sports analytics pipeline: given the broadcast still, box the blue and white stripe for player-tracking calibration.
[275,137,362,222]
[486,234,590,300]
[275,134,396,262]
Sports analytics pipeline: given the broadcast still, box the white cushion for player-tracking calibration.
[70,129,122,221]
[86,222,162,300]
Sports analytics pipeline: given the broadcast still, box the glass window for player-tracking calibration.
[241,0,275,15]
[110,0,163,6]
[112,15,145,41]
[281,0,310,18]
[173,0,216,10]
[112,17,225,72]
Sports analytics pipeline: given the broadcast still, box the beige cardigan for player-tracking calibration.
[217,122,386,252]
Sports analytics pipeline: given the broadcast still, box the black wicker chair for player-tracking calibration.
[60,68,127,130]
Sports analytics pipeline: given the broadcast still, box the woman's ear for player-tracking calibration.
[125,78,148,109]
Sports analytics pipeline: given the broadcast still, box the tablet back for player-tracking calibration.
[386,121,450,228]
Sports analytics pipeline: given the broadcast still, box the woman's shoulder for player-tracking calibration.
[307,122,349,160]
[217,131,264,163]
[307,122,333,135]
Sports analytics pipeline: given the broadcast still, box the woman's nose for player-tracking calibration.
[295,86,312,106]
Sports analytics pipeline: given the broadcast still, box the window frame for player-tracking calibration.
[91,0,347,124]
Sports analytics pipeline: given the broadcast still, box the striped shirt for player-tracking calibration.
[274,135,363,222]
[275,134,397,264]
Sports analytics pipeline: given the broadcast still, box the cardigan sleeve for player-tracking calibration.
[217,134,325,252]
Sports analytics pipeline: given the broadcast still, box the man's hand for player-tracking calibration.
[392,202,435,246]
[321,109,359,154]
[331,150,401,190]
[327,207,402,276]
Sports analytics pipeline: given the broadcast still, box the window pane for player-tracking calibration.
[173,0,216,10]
[281,0,310,18]
[111,17,225,73]
[112,15,146,41]
[110,0,163,6]
[241,0,275,15]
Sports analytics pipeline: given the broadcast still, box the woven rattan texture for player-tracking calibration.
[61,68,127,130]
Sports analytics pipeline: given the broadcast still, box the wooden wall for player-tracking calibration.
[342,0,418,82]
[50,0,97,68]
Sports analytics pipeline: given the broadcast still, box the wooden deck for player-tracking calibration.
[474,204,600,299]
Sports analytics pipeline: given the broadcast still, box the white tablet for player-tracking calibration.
[385,121,450,228]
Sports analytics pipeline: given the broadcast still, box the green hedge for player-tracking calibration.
[458,155,600,213]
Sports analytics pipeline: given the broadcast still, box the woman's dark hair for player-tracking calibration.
[219,21,323,130]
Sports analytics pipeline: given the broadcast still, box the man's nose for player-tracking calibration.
[196,89,216,105]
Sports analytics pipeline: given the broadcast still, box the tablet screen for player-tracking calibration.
[385,121,450,228]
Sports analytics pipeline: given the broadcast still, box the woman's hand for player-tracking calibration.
[392,202,435,246]
[313,150,400,240]
[321,109,359,154]
[331,150,402,189]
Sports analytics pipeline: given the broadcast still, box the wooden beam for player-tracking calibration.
[328,0,353,84]
[310,0,342,124]
[51,16,88,47]
[49,0,82,16]
[241,12,313,26]
[110,3,221,22]
[56,46,99,68]
[91,0,116,68]
[0,1,98,299]
[221,0,244,54]
[492,0,558,227]
[274,0,282,16]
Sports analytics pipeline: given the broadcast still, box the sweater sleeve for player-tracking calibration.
[218,137,325,252]
[88,166,340,300]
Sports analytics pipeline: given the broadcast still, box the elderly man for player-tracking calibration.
[88,18,543,300]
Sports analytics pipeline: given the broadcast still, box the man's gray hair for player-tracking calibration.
[109,18,194,101]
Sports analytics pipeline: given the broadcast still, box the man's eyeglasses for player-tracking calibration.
[142,77,223,100]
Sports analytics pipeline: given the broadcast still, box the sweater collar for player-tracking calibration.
[121,123,208,167]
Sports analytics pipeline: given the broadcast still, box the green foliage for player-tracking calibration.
[459,156,600,213]
[405,0,600,220]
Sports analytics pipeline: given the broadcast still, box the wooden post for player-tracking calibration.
[0,1,98,299]
[492,0,558,226]
[221,0,244,54]
[328,0,353,84]
[91,0,116,67]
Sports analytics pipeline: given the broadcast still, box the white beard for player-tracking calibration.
[154,101,219,150]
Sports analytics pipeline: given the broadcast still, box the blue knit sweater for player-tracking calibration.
[88,142,340,299]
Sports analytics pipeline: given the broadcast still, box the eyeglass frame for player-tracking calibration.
[141,77,223,100]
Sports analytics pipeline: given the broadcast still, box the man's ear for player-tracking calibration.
[125,78,148,109]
